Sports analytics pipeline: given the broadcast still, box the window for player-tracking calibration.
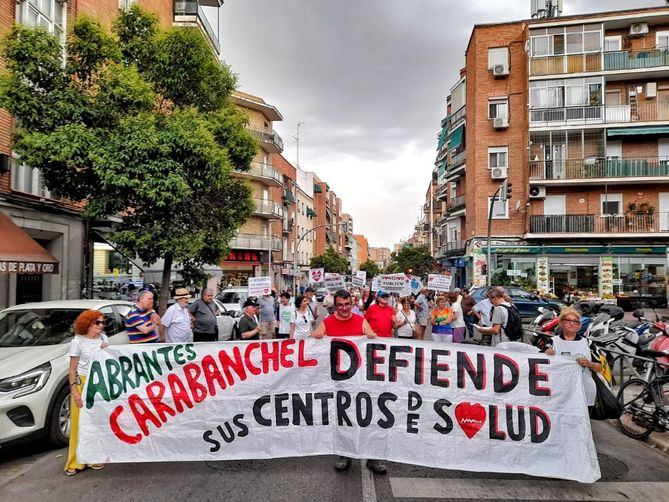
[529,24,602,56]
[488,147,508,169]
[601,193,622,215]
[488,98,509,119]
[488,47,509,70]
[11,160,55,198]
[18,0,66,44]
[449,182,457,199]
[488,197,508,219]
[657,31,669,50]
[604,36,621,52]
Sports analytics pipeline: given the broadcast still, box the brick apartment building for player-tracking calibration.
[433,5,669,305]
[369,246,392,270]
[354,234,369,265]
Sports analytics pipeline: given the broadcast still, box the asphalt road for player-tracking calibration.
[1,421,668,502]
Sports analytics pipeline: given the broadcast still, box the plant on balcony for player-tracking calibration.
[0,6,257,312]
[627,202,655,215]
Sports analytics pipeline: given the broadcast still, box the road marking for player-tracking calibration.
[389,478,669,501]
[360,461,377,502]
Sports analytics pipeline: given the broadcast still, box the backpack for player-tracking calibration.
[498,304,524,341]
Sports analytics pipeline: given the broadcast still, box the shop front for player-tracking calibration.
[220,249,268,287]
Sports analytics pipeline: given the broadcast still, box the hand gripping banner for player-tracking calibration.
[77,338,601,483]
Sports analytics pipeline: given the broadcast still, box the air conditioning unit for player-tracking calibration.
[491,166,508,180]
[529,186,546,199]
[629,23,649,37]
[493,117,509,129]
[493,64,509,77]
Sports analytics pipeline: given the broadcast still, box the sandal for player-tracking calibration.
[88,464,104,470]
[65,469,78,476]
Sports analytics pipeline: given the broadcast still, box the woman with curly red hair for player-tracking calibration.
[65,310,109,476]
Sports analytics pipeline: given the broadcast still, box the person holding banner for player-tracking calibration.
[430,295,454,343]
[65,310,108,476]
[292,295,313,339]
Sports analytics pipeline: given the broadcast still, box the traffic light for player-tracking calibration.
[500,179,512,202]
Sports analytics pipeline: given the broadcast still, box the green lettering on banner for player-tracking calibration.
[85,360,110,409]
[132,352,151,386]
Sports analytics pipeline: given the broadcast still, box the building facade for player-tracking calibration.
[354,234,369,264]
[369,246,392,270]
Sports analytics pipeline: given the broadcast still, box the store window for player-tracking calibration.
[616,257,667,302]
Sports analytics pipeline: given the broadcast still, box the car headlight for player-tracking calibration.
[0,362,52,399]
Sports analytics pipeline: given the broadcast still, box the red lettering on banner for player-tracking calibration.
[218,346,248,383]
[202,354,227,395]
[128,394,162,436]
[183,363,208,403]
[109,405,142,445]
[261,341,281,374]
[297,339,318,367]
[145,381,176,423]
[280,339,296,368]
[244,343,262,375]
[167,373,193,413]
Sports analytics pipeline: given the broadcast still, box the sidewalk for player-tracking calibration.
[606,417,669,455]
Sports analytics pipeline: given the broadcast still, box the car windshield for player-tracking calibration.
[0,309,82,347]
[218,292,241,303]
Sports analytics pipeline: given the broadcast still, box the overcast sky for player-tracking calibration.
[218,0,663,248]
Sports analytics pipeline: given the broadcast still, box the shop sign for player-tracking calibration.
[484,245,666,255]
[0,261,59,274]
[227,250,263,262]
[599,257,614,298]
[536,257,549,294]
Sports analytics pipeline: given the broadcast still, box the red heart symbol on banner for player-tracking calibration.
[455,402,486,439]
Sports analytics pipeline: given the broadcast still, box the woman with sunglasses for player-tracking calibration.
[65,310,109,476]
[545,307,601,408]
[292,295,313,339]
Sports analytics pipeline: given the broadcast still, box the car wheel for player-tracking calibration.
[48,385,71,447]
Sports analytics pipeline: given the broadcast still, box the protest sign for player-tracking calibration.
[77,338,600,483]
[324,273,345,292]
[352,271,366,288]
[248,276,271,297]
[409,275,423,295]
[371,276,381,291]
[428,273,452,292]
[378,273,408,294]
[309,268,324,284]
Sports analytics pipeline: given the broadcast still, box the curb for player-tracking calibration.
[606,418,669,455]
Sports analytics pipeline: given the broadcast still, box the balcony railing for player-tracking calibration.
[530,157,669,181]
[450,150,466,168]
[530,102,669,127]
[447,194,466,211]
[606,102,669,123]
[252,198,284,219]
[234,162,283,185]
[604,49,669,71]
[250,129,284,152]
[229,233,281,251]
[173,1,220,54]
[449,106,466,126]
[529,213,669,234]
[529,53,602,76]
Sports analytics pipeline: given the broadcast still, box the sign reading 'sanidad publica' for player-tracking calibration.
[77,339,600,483]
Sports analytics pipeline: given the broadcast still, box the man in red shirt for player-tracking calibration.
[311,290,385,475]
[364,290,396,338]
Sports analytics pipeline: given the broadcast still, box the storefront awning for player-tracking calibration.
[449,125,465,150]
[607,126,669,137]
[0,211,59,274]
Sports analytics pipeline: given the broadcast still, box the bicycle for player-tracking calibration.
[616,355,669,440]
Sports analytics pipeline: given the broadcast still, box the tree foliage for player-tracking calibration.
[310,247,350,274]
[359,259,381,279]
[0,7,257,311]
[386,245,435,278]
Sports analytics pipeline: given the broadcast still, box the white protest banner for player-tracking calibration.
[371,276,381,291]
[427,273,452,292]
[309,268,324,284]
[352,270,366,288]
[77,339,600,483]
[378,273,407,294]
[324,273,345,292]
[248,276,272,297]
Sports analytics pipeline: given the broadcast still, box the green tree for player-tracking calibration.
[310,247,350,274]
[359,259,381,279]
[0,7,257,312]
[386,245,435,278]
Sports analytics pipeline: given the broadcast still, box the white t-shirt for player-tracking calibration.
[69,334,109,376]
[551,335,597,406]
[294,308,313,339]
[162,303,192,343]
[450,302,466,328]
[396,309,416,338]
[278,304,296,335]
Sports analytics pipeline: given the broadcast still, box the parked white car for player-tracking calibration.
[215,287,248,315]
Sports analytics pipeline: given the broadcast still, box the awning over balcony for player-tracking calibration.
[607,126,669,137]
[0,211,59,274]
[450,125,465,150]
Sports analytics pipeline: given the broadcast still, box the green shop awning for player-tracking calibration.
[607,126,669,137]
[450,125,465,150]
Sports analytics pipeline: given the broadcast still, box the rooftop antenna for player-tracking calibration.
[293,121,305,168]
[531,0,563,19]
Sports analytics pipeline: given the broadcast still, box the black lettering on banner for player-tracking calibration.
[233,414,249,437]
[433,398,453,434]
[529,406,551,443]
[414,347,425,385]
[292,393,314,425]
[488,405,506,440]
[457,352,486,390]
[337,391,353,426]
[506,405,525,441]
[203,430,220,452]
[528,358,551,396]
[389,345,412,382]
[493,353,519,393]
[356,392,373,427]
[275,393,290,426]
[253,395,272,426]
[407,391,422,434]
[314,392,334,425]
[430,349,451,388]
[366,343,386,381]
[330,340,359,381]
[377,392,397,429]
[217,423,236,443]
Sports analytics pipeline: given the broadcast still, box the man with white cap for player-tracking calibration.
[161,288,193,343]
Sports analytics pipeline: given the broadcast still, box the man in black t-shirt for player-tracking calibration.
[238,299,261,340]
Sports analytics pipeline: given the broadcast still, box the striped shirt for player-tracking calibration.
[124,305,159,343]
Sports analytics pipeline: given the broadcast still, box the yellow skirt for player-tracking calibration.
[64,376,85,472]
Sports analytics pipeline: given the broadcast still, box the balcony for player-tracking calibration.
[282,188,296,204]
[229,233,281,251]
[233,162,283,186]
[606,102,669,123]
[450,150,466,169]
[173,1,220,54]
[282,217,294,234]
[449,106,466,127]
[529,158,669,184]
[250,129,284,153]
[528,213,669,237]
[252,198,284,219]
[530,102,669,128]
[604,49,669,72]
[446,194,466,212]
[530,53,601,77]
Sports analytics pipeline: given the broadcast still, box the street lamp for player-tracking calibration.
[293,222,349,296]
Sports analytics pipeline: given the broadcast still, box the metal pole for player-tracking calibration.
[487,185,502,287]
[293,222,348,296]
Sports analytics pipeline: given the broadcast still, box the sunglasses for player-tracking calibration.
[94,320,105,326]
[563,319,580,324]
